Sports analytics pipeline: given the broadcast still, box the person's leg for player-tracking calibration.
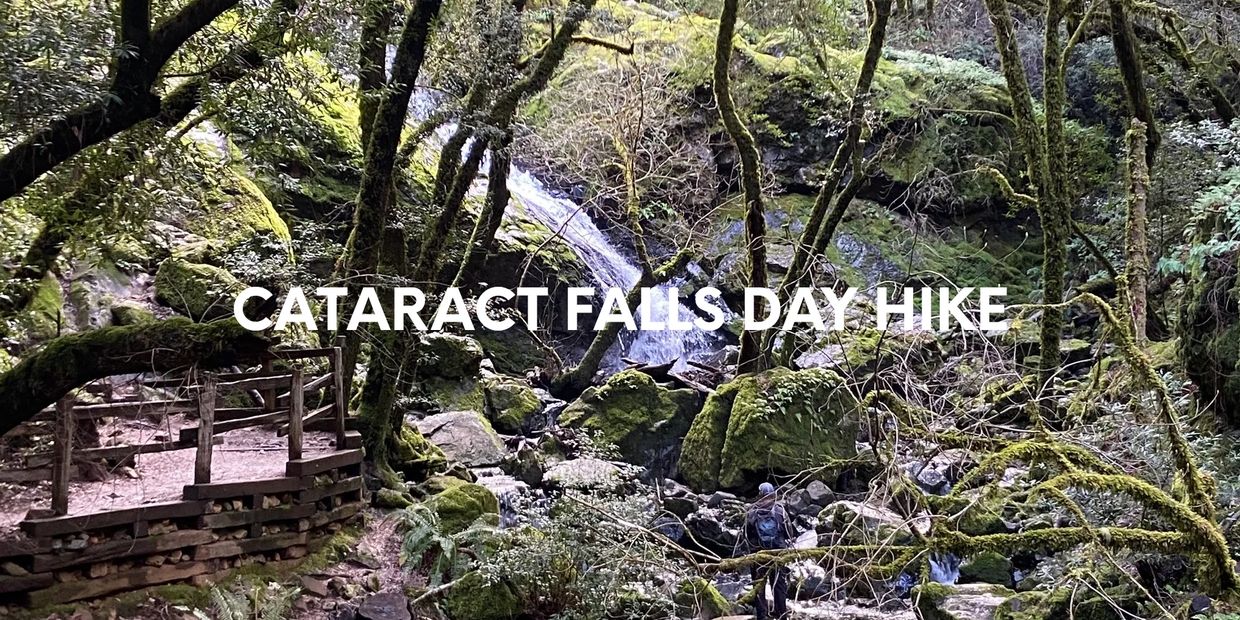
[751,566,769,620]
[772,567,789,619]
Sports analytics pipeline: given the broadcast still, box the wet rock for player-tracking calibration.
[805,480,834,506]
[663,495,699,518]
[913,583,1013,620]
[357,591,411,620]
[414,411,507,467]
[959,551,1013,586]
[706,491,738,508]
[685,508,740,554]
[500,443,546,487]
[544,458,626,492]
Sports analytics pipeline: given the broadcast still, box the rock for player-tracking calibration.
[483,376,544,434]
[959,551,1012,586]
[653,514,687,543]
[428,482,499,534]
[443,571,521,620]
[674,578,731,619]
[785,490,812,516]
[419,334,485,379]
[301,575,330,597]
[414,411,507,467]
[500,444,546,487]
[1,562,29,576]
[357,591,411,620]
[805,480,834,506]
[663,495,699,518]
[818,500,928,545]
[543,458,626,492]
[913,583,1013,620]
[679,368,859,492]
[685,509,740,555]
[558,370,700,470]
[706,491,738,508]
[109,301,156,326]
[153,258,247,321]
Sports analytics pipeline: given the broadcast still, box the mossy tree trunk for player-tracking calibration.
[451,131,515,287]
[338,0,443,391]
[1124,121,1151,344]
[411,0,602,284]
[713,0,767,374]
[764,0,892,362]
[982,0,1074,392]
[1108,0,1158,167]
[0,319,270,434]
[357,0,397,148]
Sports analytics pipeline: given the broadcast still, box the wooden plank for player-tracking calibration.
[261,358,277,413]
[218,374,293,392]
[340,430,363,450]
[0,572,54,595]
[194,375,216,485]
[215,407,269,421]
[269,347,335,361]
[288,368,304,461]
[297,476,363,504]
[183,476,303,500]
[177,410,288,443]
[71,399,197,419]
[200,503,315,529]
[26,437,220,467]
[0,537,49,559]
[193,531,306,561]
[32,529,215,572]
[331,338,347,446]
[52,397,73,516]
[27,560,214,606]
[276,373,332,403]
[285,449,363,478]
[20,501,207,538]
[276,404,333,437]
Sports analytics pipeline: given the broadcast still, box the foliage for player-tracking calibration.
[196,582,300,620]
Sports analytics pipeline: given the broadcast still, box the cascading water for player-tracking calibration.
[412,90,722,372]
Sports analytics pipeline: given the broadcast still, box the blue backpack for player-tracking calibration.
[750,506,785,549]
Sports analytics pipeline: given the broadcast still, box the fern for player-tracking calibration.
[396,503,499,586]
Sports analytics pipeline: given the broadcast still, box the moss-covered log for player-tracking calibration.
[0,319,271,435]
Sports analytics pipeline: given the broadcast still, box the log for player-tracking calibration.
[194,375,216,485]
[0,319,271,436]
[51,397,74,515]
[288,367,304,461]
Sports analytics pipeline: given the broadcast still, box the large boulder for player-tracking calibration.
[418,334,485,379]
[428,481,500,534]
[543,458,628,492]
[559,370,700,469]
[483,376,544,434]
[818,500,929,545]
[678,368,859,492]
[153,257,247,321]
[443,571,521,620]
[414,411,506,467]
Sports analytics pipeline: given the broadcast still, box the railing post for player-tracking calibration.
[331,336,347,447]
[194,373,217,485]
[261,358,276,412]
[51,396,74,516]
[288,367,304,461]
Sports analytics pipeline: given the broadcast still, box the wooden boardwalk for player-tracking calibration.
[0,340,367,606]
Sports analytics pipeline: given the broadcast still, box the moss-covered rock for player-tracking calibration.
[995,588,1130,620]
[154,258,247,321]
[188,167,292,256]
[109,301,156,326]
[428,482,499,535]
[443,571,521,620]
[483,376,543,434]
[414,411,507,467]
[678,367,859,492]
[674,578,730,619]
[559,370,700,468]
[13,273,66,341]
[418,334,485,379]
[959,551,1013,586]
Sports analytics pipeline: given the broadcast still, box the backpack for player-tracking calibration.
[749,506,785,549]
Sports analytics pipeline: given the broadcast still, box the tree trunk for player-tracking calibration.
[1108,0,1159,167]
[713,0,767,373]
[357,0,397,147]
[1124,120,1151,344]
[0,319,270,434]
[1038,0,1071,389]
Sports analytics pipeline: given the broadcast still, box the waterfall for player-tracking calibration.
[411,89,722,372]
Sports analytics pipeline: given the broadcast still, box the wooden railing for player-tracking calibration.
[18,338,350,517]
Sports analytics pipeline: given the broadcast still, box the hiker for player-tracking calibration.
[744,481,794,620]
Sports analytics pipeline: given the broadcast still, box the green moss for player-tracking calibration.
[428,482,499,534]
[110,301,156,325]
[418,333,485,379]
[15,273,66,340]
[187,166,292,257]
[995,588,1129,620]
[444,571,522,620]
[154,257,247,321]
[959,551,1013,585]
[679,367,859,491]
[673,578,730,619]
[475,326,550,375]
[559,370,699,466]
[483,376,542,434]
